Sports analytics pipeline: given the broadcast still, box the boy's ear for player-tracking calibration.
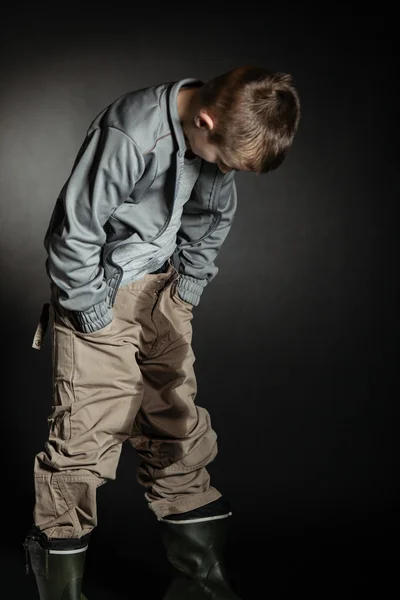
[196,109,215,131]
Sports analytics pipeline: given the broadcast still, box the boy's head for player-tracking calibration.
[179,66,301,175]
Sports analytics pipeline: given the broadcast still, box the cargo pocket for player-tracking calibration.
[48,404,72,442]
[51,304,76,407]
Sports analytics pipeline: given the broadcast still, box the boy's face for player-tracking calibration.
[185,108,251,174]
[179,88,252,173]
[186,126,233,174]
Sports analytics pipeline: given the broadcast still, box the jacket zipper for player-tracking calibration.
[104,159,223,304]
[177,169,223,249]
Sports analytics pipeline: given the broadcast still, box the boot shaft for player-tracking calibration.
[161,517,230,578]
[160,515,241,599]
[24,527,89,600]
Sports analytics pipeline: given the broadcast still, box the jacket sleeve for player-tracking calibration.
[44,126,144,332]
[174,170,238,306]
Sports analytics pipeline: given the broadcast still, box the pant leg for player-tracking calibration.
[33,289,144,539]
[129,270,222,519]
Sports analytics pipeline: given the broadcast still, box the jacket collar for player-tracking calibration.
[168,78,204,154]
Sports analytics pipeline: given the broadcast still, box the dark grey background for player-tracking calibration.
[0,4,397,598]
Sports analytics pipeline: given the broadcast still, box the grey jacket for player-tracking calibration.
[44,77,238,333]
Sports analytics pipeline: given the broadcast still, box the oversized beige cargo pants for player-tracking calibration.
[32,259,221,539]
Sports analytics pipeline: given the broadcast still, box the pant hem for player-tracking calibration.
[148,487,222,519]
[160,512,232,524]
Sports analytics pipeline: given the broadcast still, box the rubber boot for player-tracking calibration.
[159,499,242,599]
[23,525,90,600]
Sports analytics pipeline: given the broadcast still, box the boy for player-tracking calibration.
[24,66,300,599]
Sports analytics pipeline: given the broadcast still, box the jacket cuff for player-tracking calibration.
[177,275,207,307]
[72,300,113,333]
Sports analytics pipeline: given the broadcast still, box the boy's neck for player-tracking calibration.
[177,86,201,152]
[177,86,200,122]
